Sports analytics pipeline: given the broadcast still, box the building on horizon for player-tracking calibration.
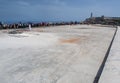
[84,13,120,25]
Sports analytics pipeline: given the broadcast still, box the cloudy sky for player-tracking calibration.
[0,0,120,22]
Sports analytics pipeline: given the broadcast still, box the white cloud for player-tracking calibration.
[16,1,30,6]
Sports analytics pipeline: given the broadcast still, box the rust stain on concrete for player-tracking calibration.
[60,38,80,44]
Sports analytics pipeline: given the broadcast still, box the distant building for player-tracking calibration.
[90,12,93,18]
[84,13,120,25]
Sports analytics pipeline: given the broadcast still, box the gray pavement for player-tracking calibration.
[99,27,120,83]
[0,25,115,83]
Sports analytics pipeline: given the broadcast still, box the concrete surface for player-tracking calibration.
[0,25,115,83]
[99,27,120,83]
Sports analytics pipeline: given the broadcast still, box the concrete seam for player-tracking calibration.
[93,27,118,83]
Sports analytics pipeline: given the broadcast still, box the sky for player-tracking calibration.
[0,0,120,23]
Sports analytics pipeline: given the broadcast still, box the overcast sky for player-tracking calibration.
[0,0,120,22]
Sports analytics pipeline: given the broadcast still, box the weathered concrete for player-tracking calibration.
[99,27,120,83]
[0,25,115,83]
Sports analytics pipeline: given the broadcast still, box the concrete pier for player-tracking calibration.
[0,25,115,83]
[99,27,120,83]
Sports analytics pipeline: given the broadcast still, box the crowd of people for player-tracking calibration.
[0,21,80,29]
